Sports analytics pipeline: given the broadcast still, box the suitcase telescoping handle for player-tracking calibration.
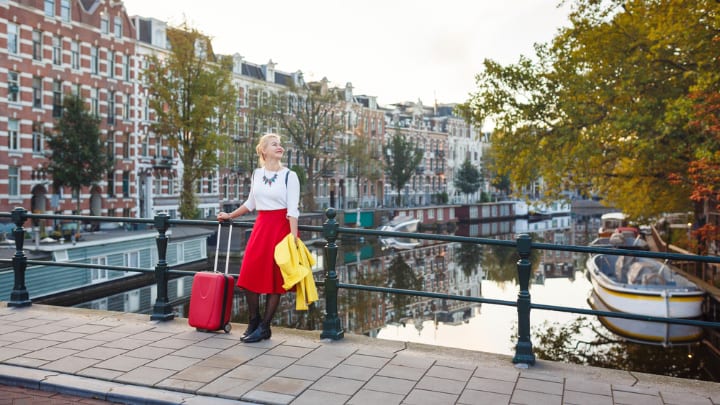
[213,221,233,275]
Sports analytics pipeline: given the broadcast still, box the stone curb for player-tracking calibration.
[0,364,247,404]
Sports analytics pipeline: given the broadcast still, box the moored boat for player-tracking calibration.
[586,253,705,318]
[587,291,703,346]
[378,215,420,250]
[598,212,633,237]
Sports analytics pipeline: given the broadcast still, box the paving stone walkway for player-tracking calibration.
[0,303,718,405]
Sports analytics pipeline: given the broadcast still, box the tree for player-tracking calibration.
[386,255,423,322]
[231,87,278,176]
[458,0,720,221]
[455,243,483,278]
[384,130,424,207]
[144,23,237,219]
[454,159,482,203]
[273,81,345,211]
[341,125,383,220]
[46,94,112,218]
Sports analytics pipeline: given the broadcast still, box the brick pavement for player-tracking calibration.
[1,303,718,405]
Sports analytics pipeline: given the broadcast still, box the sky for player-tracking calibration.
[121,0,572,107]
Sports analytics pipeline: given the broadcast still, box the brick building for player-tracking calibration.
[1,0,137,230]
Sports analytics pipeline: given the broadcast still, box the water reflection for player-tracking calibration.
[75,215,717,382]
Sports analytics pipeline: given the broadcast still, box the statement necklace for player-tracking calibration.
[262,169,279,186]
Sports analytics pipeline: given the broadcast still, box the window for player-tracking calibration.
[8,23,18,54]
[32,76,43,108]
[124,290,139,312]
[107,171,115,197]
[52,35,62,65]
[71,83,80,97]
[52,80,63,117]
[122,171,130,197]
[107,135,115,161]
[7,71,19,103]
[90,46,99,74]
[122,93,129,120]
[32,122,44,154]
[44,0,55,17]
[107,50,114,77]
[123,132,129,158]
[168,175,175,195]
[70,40,79,69]
[90,256,108,283]
[8,119,20,151]
[114,16,122,38]
[141,134,149,156]
[143,99,150,122]
[107,91,115,124]
[60,0,71,22]
[90,88,99,116]
[121,54,129,81]
[33,30,43,61]
[125,250,139,268]
[100,14,109,34]
[8,167,20,196]
[154,176,162,195]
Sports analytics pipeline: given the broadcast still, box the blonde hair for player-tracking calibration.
[256,133,281,167]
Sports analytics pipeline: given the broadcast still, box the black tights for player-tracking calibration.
[245,291,280,327]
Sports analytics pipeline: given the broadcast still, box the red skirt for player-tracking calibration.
[237,209,289,294]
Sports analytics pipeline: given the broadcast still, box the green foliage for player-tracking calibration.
[290,165,307,187]
[386,255,423,321]
[144,22,237,218]
[436,191,449,204]
[455,243,483,278]
[459,0,720,220]
[46,94,112,214]
[384,129,424,206]
[454,159,482,202]
[341,128,384,209]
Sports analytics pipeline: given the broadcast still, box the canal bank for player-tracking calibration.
[0,303,718,405]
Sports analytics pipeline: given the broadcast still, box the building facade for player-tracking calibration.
[1,0,138,232]
[1,0,486,227]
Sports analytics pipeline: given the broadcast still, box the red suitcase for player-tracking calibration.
[188,222,235,333]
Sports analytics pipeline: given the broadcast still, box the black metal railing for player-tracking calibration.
[2,207,720,367]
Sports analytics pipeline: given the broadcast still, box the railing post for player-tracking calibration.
[513,233,535,365]
[151,213,174,321]
[321,208,344,340]
[8,207,31,307]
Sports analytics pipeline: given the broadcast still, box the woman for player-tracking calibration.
[217,133,300,343]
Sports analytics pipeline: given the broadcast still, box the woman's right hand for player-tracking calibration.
[217,212,231,222]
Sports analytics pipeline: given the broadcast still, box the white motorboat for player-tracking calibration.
[586,253,705,319]
[378,215,420,250]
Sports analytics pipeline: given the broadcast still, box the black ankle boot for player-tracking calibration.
[242,316,260,338]
[242,323,271,343]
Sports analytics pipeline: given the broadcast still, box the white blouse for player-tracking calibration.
[242,167,300,218]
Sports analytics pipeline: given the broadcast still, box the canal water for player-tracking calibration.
[75,213,719,383]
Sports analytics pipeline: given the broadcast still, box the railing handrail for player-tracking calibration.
[3,207,720,367]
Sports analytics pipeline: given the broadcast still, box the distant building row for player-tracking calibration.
[0,0,490,225]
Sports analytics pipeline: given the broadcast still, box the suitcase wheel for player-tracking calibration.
[223,323,232,333]
[196,328,208,333]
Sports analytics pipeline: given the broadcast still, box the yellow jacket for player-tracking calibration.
[274,234,319,310]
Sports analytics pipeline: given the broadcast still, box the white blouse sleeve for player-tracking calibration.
[242,169,257,212]
[286,170,300,218]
